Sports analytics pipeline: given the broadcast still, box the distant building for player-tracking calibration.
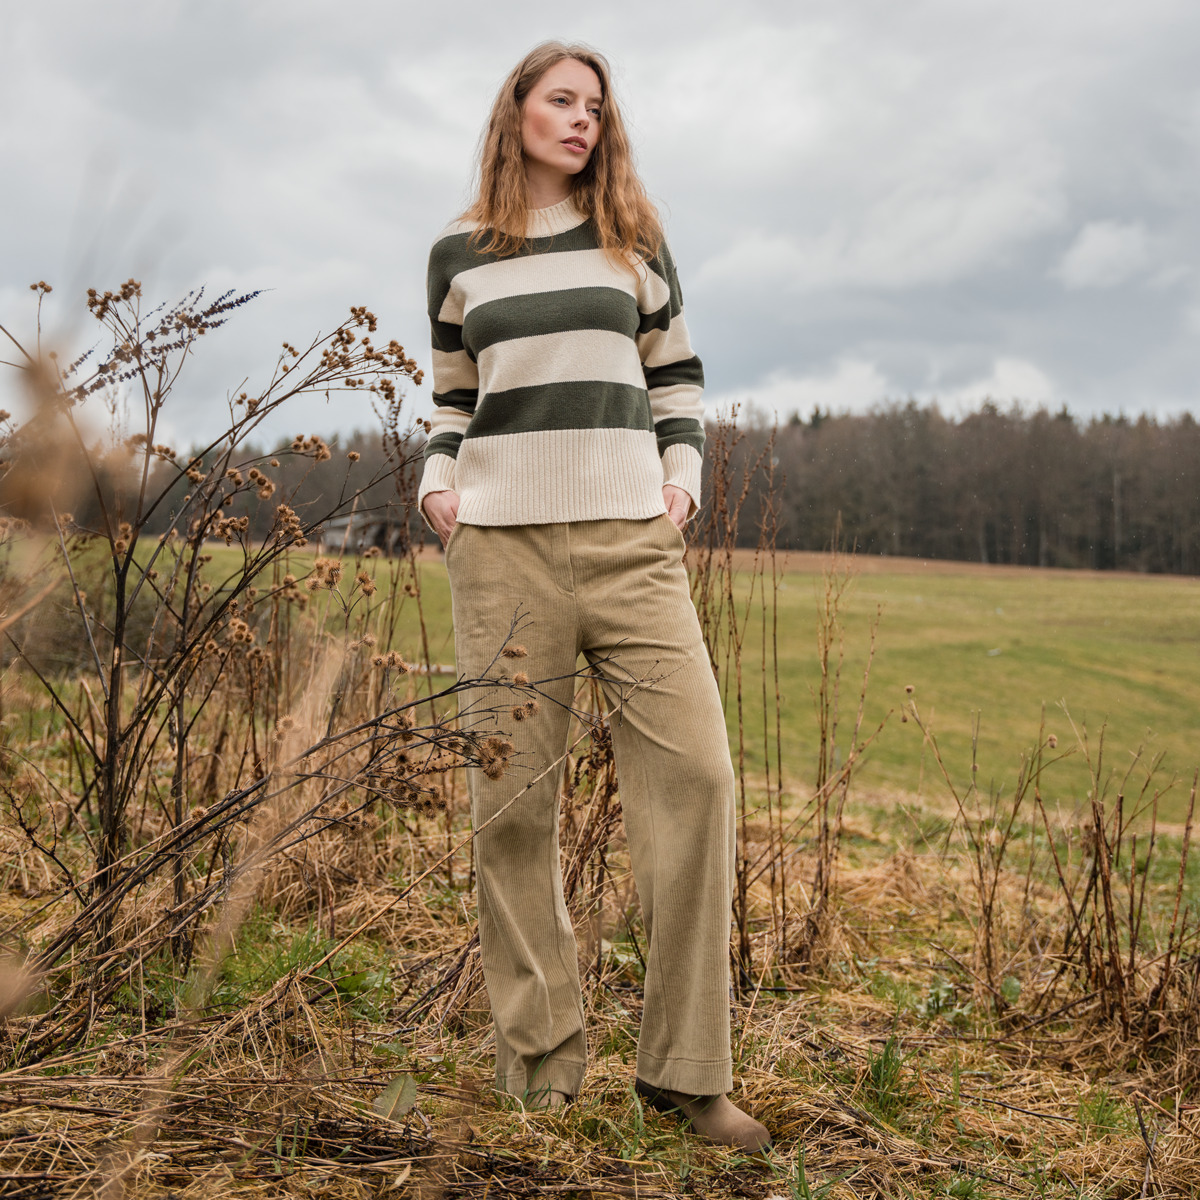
[317,515,408,557]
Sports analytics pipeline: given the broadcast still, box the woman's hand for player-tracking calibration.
[662,485,691,531]
[423,490,460,548]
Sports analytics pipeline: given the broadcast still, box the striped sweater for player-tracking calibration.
[418,196,705,526]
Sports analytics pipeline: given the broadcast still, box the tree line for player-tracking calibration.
[31,401,1198,575]
[716,402,1200,574]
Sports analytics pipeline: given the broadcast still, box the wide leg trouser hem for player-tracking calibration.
[635,1051,734,1097]
[497,1057,587,1102]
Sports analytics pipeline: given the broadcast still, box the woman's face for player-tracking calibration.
[520,58,603,186]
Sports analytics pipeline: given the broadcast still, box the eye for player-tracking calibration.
[551,96,569,106]
[589,107,602,119]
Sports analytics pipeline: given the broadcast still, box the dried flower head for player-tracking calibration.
[272,503,304,545]
[478,735,515,780]
[227,617,254,645]
[501,645,528,659]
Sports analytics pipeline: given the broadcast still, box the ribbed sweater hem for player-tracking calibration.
[453,428,670,527]
[419,435,703,526]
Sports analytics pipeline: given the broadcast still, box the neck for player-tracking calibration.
[524,160,573,209]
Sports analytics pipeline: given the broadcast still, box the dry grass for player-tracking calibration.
[3,803,1198,1198]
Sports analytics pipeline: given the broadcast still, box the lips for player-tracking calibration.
[561,137,587,151]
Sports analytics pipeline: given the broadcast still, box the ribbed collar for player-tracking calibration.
[527,196,586,238]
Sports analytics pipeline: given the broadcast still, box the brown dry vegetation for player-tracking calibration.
[0,286,1198,1200]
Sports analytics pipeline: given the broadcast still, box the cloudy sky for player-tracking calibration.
[3,0,1198,447]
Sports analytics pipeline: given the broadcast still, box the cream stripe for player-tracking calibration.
[660,442,703,511]
[648,383,705,422]
[479,329,645,394]
[453,428,668,527]
[429,406,472,437]
[637,308,696,368]
[432,347,479,394]
[440,250,669,323]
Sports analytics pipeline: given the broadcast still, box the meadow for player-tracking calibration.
[6,534,1196,1198]
[348,546,1200,822]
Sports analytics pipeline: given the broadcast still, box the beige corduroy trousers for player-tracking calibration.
[445,515,737,1101]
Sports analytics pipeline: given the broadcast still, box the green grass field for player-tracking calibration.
[372,551,1200,822]
[751,558,1200,819]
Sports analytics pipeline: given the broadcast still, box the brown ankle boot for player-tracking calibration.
[524,1086,573,1111]
[635,1079,771,1152]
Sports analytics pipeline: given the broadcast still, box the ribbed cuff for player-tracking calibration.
[661,443,703,518]
[417,452,458,528]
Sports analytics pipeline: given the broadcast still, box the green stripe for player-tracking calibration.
[463,287,639,357]
[464,381,653,439]
[639,306,671,335]
[644,356,704,393]
[425,433,463,460]
[430,317,465,354]
[645,243,684,315]
[432,389,478,411]
[662,427,705,453]
[655,417,705,454]
[427,252,454,327]
[430,221,600,286]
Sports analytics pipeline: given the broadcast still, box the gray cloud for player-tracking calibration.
[2,0,1197,450]
[1054,221,1153,289]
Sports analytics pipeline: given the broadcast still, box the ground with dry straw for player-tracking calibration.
[4,775,1199,1199]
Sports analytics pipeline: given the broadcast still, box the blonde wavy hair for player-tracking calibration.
[465,42,662,263]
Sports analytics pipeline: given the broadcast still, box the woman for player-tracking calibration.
[419,42,770,1153]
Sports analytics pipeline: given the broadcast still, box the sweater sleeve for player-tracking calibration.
[418,237,479,513]
[636,240,705,513]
